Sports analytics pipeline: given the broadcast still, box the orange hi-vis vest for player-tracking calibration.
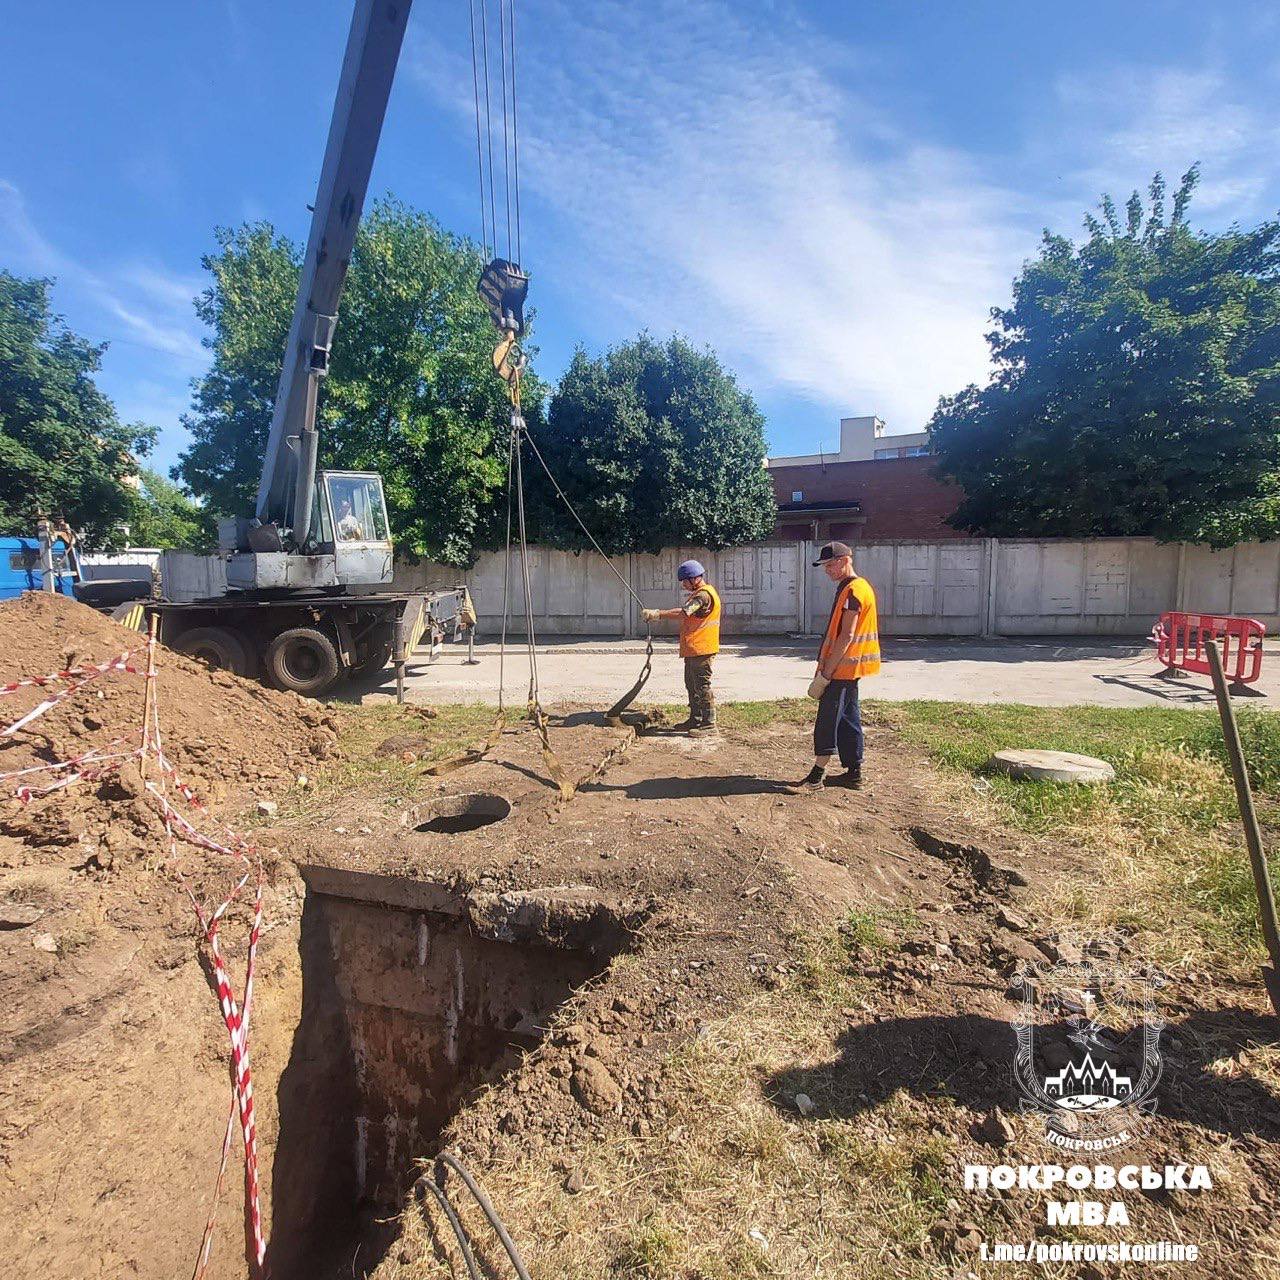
[820,576,881,679]
[679,583,721,657]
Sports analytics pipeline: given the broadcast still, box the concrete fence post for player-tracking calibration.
[625,553,636,637]
[983,538,1000,637]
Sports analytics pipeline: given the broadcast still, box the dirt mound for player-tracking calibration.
[0,592,341,868]
[0,593,342,1280]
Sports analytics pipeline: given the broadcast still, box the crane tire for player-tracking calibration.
[266,627,340,697]
[174,626,252,677]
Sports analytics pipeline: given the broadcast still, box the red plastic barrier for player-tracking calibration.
[1154,612,1266,686]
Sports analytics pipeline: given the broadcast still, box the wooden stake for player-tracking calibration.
[1206,638,1280,1015]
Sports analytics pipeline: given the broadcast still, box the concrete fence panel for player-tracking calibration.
[1230,542,1280,618]
[1125,541,1180,621]
[155,536,1280,637]
[79,549,161,583]
[809,541,986,636]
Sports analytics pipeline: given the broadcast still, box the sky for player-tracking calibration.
[2,0,1279,480]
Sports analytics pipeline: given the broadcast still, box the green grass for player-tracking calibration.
[694,697,1280,970]
[261,702,497,824]
[878,700,1280,968]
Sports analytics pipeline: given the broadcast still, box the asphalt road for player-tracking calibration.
[357,635,1280,709]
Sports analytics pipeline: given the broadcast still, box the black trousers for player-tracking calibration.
[813,677,863,769]
[683,655,715,722]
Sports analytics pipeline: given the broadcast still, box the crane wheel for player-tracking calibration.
[266,627,340,697]
[174,626,252,677]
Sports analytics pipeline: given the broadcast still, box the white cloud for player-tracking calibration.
[410,0,1028,432]
[1050,65,1279,221]
[412,2,1280,439]
[0,179,207,365]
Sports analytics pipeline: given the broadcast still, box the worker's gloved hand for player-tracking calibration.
[642,608,659,623]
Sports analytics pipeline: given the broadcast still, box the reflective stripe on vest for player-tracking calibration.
[820,577,881,679]
[679,583,721,657]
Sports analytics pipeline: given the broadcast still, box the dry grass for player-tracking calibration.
[365,702,1280,1280]
[390,929,982,1280]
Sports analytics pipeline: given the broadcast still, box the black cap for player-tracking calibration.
[812,541,853,566]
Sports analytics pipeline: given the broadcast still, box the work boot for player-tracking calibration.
[670,717,700,733]
[829,768,862,790]
[689,719,719,738]
[797,765,827,791]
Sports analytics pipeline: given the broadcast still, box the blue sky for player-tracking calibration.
[3,1,1278,479]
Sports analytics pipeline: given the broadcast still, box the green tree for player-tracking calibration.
[176,199,534,565]
[175,223,300,517]
[129,468,216,549]
[0,272,155,547]
[532,333,777,554]
[928,168,1280,545]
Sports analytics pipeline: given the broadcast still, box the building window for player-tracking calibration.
[873,445,930,460]
[791,490,804,502]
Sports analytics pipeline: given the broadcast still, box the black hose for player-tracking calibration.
[436,1151,533,1280]
[417,1175,483,1280]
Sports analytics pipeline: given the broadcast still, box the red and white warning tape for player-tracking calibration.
[0,631,270,1276]
[0,651,139,737]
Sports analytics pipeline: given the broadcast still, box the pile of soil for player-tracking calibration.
[0,592,340,868]
[0,593,339,1280]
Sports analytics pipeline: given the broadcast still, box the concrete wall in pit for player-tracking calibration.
[268,885,611,1277]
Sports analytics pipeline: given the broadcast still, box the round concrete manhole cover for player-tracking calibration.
[415,792,511,834]
[987,749,1115,784]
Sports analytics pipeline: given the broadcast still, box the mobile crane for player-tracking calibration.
[147,0,469,697]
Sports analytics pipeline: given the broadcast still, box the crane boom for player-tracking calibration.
[159,0,469,701]
[254,0,414,545]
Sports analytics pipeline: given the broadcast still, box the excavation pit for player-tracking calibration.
[270,867,637,1279]
[414,792,511,835]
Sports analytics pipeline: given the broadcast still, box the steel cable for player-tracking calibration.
[498,0,513,260]
[509,0,522,264]
[466,0,490,258]
[478,0,499,251]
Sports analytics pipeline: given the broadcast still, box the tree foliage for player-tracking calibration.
[0,272,155,548]
[129,468,216,550]
[175,200,535,565]
[928,168,1280,545]
[175,223,299,519]
[531,334,777,555]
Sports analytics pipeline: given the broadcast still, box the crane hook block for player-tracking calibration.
[478,258,529,336]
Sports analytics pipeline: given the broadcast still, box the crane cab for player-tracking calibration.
[224,469,393,592]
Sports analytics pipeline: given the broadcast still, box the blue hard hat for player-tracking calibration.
[677,559,706,581]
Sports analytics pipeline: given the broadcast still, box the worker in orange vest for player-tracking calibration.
[800,542,880,790]
[642,559,721,736]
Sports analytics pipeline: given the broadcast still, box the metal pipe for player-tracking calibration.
[36,517,55,593]
[1206,639,1280,1014]
[394,613,407,705]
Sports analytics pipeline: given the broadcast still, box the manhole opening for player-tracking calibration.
[270,878,630,1279]
[415,792,511,835]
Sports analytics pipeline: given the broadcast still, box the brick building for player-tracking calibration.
[765,414,966,542]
